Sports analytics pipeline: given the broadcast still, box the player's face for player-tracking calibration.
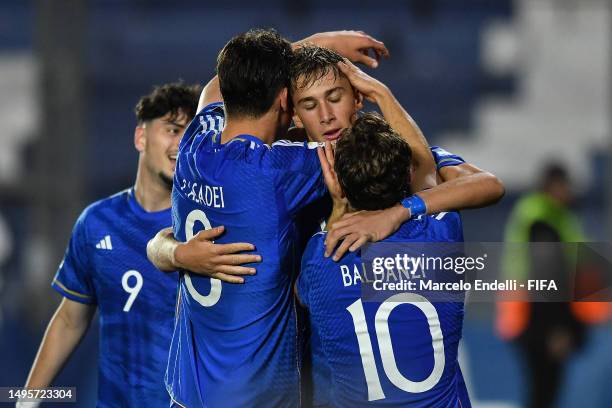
[136,111,189,188]
[292,71,362,143]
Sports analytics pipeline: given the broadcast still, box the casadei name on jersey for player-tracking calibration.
[179,178,226,208]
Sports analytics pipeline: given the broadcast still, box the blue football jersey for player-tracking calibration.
[167,103,327,408]
[296,212,470,407]
[430,146,466,170]
[52,188,178,408]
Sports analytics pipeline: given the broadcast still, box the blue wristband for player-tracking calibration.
[401,195,427,218]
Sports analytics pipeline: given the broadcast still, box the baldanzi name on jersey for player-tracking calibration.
[341,263,377,287]
[179,178,225,208]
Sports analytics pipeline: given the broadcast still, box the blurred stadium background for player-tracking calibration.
[0,0,611,406]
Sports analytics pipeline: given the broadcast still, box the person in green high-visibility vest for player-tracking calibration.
[498,163,586,408]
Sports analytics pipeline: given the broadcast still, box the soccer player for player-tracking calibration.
[165,29,391,408]
[296,113,470,407]
[22,83,260,407]
[150,47,504,278]
[288,45,504,258]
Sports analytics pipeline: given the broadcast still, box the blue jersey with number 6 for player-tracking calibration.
[52,188,178,408]
[296,212,471,408]
[167,102,326,408]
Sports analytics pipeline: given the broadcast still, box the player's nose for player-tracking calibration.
[319,103,335,124]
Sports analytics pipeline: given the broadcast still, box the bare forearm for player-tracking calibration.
[146,228,179,272]
[417,172,504,213]
[373,88,436,190]
[25,305,90,388]
[197,76,222,112]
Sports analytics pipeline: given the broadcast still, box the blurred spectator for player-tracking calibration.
[497,162,586,408]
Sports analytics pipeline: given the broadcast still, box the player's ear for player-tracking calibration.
[279,87,290,114]
[354,89,364,111]
[134,125,146,152]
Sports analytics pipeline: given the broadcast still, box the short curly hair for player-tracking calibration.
[134,81,200,124]
[334,112,412,211]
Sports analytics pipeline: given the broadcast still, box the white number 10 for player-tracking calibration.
[121,270,143,312]
[347,293,445,401]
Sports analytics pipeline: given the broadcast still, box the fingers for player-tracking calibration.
[324,225,350,257]
[352,37,389,68]
[327,215,360,235]
[194,226,225,241]
[332,234,358,261]
[360,35,390,59]
[213,273,246,284]
[353,52,379,69]
[215,265,257,276]
[215,254,261,266]
[213,264,259,283]
[318,146,337,191]
[317,146,331,173]
[215,242,257,254]
[324,141,335,168]
[349,236,369,253]
[337,59,354,77]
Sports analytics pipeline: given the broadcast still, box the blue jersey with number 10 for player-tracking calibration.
[297,212,470,408]
[52,188,177,408]
[167,102,327,407]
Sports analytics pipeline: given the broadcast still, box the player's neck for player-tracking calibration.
[220,113,278,145]
[133,169,171,212]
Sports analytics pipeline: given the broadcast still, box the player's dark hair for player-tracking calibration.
[334,112,412,211]
[290,45,344,92]
[217,29,293,118]
[135,81,201,124]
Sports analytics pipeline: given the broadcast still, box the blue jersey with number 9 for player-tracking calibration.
[167,102,327,407]
[52,188,178,408]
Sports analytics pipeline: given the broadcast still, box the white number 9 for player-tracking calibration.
[183,209,222,307]
[121,270,143,312]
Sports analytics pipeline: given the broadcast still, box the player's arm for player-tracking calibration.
[337,60,437,191]
[198,30,390,111]
[197,77,222,112]
[146,226,261,284]
[295,30,389,68]
[24,298,96,389]
[433,162,505,208]
[320,149,504,260]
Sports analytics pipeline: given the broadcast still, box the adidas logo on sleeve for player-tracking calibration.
[95,235,113,250]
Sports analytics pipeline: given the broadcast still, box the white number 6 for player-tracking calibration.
[121,270,143,312]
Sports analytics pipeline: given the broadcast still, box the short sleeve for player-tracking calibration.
[430,146,466,170]
[195,102,225,133]
[51,212,97,304]
[179,102,225,152]
[268,140,327,216]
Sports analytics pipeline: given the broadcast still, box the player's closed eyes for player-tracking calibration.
[327,90,343,103]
